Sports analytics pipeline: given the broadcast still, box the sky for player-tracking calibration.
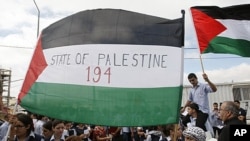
[0,0,250,98]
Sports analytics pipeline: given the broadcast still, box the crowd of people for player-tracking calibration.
[0,73,247,141]
[0,112,207,141]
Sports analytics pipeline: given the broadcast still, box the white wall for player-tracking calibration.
[182,82,250,122]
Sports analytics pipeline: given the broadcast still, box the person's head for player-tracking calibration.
[30,113,37,119]
[187,103,199,116]
[234,100,240,108]
[183,126,206,141]
[3,113,12,121]
[213,102,218,109]
[219,101,239,122]
[188,73,198,86]
[238,108,247,122]
[15,113,34,138]
[162,124,182,139]
[64,121,73,130]
[238,115,246,122]
[52,120,65,138]
[162,124,174,137]
[146,126,157,131]
[43,120,53,139]
[42,116,50,122]
[76,123,84,127]
[37,114,44,120]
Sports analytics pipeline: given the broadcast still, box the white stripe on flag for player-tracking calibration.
[218,19,250,40]
[38,44,182,88]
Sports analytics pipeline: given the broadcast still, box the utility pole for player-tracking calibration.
[33,0,40,38]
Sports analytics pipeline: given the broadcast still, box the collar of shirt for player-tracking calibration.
[192,82,201,88]
[190,117,197,122]
[166,136,171,141]
[50,135,65,141]
[15,131,36,141]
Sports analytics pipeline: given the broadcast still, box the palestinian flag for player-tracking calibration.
[190,4,250,57]
[18,9,185,126]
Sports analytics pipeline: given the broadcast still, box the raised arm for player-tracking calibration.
[203,73,217,92]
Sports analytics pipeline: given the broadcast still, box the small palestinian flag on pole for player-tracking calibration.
[18,9,185,126]
[190,4,250,57]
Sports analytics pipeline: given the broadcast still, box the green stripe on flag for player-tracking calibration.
[20,82,183,126]
[204,36,250,57]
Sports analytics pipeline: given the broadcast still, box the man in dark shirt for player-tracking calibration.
[234,100,247,123]
[218,101,245,141]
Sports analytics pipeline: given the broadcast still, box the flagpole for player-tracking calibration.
[199,54,205,73]
[174,10,184,141]
[179,9,185,87]
[3,99,18,141]
[189,8,205,74]
[173,124,178,141]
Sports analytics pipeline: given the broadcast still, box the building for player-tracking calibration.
[182,81,250,124]
[0,68,11,113]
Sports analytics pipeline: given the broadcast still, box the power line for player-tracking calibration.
[185,57,243,59]
[0,44,33,49]
[11,79,23,83]
[0,44,246,59]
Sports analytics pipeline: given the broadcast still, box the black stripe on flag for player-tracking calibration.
[191,4,250,20]
[41,9,184,49]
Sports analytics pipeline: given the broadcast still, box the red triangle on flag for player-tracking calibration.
[191,8,226,53]
[18,36,47,103]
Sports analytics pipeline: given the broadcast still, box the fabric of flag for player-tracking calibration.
[190,4,250,57]
[18,9,184,126]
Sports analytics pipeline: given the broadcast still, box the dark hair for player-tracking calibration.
[234,100,240,104]
[37,114,44,120]
[162,124,175,136]
[43,120,53,131]
[188,73,197,79]
[3,114,9,120]
[52,119,64,128]
[187,103,199,111]
[146,126,158,131]
[16,113,34,134]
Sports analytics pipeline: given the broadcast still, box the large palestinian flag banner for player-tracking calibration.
[18,9,185,126]
[191,4,250,57]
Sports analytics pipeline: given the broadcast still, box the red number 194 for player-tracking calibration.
[86,66,111,83]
